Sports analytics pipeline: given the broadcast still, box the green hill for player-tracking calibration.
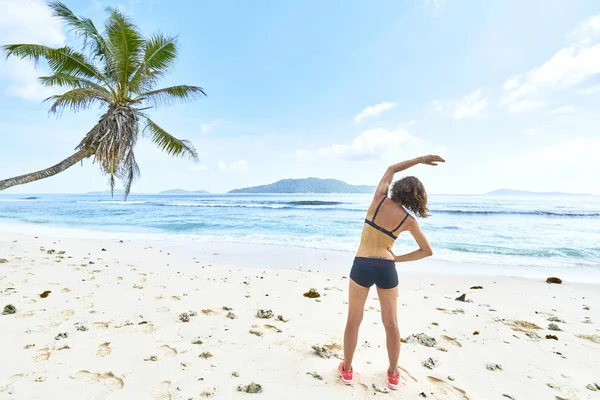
[229,178,375,194]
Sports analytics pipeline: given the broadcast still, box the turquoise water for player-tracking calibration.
[1,193,599,270]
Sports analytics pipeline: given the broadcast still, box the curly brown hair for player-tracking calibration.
[390,176,430,218]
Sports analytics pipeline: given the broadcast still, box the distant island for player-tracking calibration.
[158,189,209,195]
[229,178,375,194]
[486,189,593,196]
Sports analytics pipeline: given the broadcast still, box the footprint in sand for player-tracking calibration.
[73,370,124,390]
[16,311,35,319]
[97,342,112,357]
[160,345,178,357]
[153,381,172,400]
[142,324,156,334]
[93,321,111,330]
[34,348,51,362]
[426,376,470,399]
[0,374,24,394]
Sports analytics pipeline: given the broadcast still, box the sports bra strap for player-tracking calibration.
[371,195,387,221]
[392,212,410,233]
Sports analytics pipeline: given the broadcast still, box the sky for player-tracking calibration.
[0,0,599,195]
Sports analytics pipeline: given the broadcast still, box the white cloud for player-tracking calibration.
[577,84,600,95]
[200,121,217,133]
[0,0,66,101]
[298,127,426,161]
[353,101,397,123]
[218,160,249,171]
[549,105,577,114]
[432,89,487,119]
[569,15,600,45]
[501,15,600,113]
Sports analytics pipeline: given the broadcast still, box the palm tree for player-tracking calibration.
[0,1,205,197]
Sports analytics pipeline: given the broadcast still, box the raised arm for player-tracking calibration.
[375,155,445,197]
[389,220,433,262]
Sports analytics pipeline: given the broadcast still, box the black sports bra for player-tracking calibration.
[364,196,410,240]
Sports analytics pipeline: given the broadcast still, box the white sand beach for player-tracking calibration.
[1,232,599,400]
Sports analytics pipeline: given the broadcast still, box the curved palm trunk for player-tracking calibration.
[0,148,95,191]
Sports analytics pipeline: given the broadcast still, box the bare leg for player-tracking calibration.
[377,285,400,373]
[343,279,370,370]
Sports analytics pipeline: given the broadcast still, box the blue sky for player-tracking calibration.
[1,0,599,194]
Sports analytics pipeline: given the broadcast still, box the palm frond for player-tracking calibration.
[39,73,113,94]
[142,117,199,160]
[135,85,206,108]
[46,88,111,115]
[48,1,111,60]
[129,33,178,93]
[2,44,110,87]
[104,6,144,94]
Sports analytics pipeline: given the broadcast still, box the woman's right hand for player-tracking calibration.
[422,155,445,166]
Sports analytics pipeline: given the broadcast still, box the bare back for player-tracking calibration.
[356,195,412,260]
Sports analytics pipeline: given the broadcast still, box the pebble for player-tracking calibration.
[548,323,562,331]
[486,363,503,371]
[422,357,438,369]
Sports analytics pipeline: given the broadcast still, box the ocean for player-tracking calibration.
[1,193,599,277]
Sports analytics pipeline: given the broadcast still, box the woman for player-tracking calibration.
[339,154,445,389]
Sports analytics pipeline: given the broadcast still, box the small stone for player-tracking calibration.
[226,312,237,319]
[470,286,483,289]
[455,293,467,302]
[101,248,106,251]
[432,322,439,326]
[306,372,323,380]
[448,376,455,381]
[249,329,263,337]
[178,313,190,323]
[303,289,321,298]
[54,332,68,340]
[548,316,565,323]
[583,305,590,310]
[422,357,438,369]
[406,333,437,347]
[47,249,55,254]
[473,331,480,335]
[486,363,503,371]
[548,323,562,331]
[232,371,240,377]
[419,393,427,398]
[256,309,274,319]
[192,338,203,345]
[587,384,598,391]
[144,355,158,362]
[2,304,16,315]
[189,311,198,317]
[222,306,233,311]
[237,382,262,393]
[546,277,562,284]
[312,345,333,359]
[546,334,559,340]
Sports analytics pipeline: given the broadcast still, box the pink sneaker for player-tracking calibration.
[387,367,400,390]
[338,362,353,385]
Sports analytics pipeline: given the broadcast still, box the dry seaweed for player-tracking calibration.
[306,372,323,380]
[303,289,321,298]
[249,329,263,337]
[199,352,213,359]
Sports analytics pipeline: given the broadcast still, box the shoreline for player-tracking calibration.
[2,222,600,283]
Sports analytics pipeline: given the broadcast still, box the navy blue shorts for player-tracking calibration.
[349,257,398,289]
